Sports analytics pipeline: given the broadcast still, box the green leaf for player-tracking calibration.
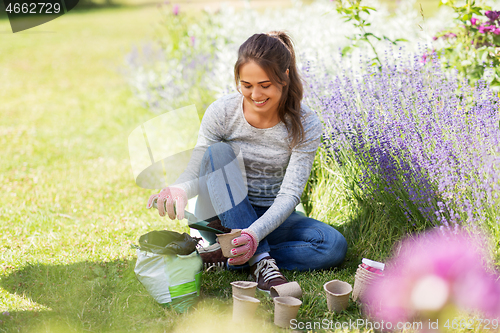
[364,32,381,40]
[341,46,353,55]
[471,8,482,15]
[461,13,472,21]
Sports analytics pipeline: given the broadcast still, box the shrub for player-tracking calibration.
[304,49,500,259]
[431,0,500,89]
[122,4,224,115]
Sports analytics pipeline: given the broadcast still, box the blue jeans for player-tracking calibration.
[194,142,347,271]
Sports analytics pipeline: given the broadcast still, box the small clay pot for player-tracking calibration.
[217,229,241,258]
[273,296,302,328]
[323,280,352,312]
[232,294,260,321]
[270,281,303,299]
[231,281,258,297]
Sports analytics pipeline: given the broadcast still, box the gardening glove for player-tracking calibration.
[227,229,258,266]
[147,187,187,220]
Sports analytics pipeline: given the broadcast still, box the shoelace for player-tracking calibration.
[197,243,221,254]
[255,258,283,283]
[204,262,226,272]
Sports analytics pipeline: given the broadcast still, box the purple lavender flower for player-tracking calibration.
[304,48,500,232]
[365,229,500,326]
[172,4,179,15]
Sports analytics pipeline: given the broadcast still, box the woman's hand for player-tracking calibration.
[228,229,258,266]
[146,187,188,220]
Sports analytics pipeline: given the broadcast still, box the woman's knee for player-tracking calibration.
[317,224,348,269]
[200,142,238,175]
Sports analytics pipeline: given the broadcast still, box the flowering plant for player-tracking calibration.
[304,49,500,259]
[334,0,407,67]
[433,0,500,89]
[366,229,500,330]
[123,3,222,113]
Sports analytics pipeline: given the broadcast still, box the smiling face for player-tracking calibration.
[239,61,284,122]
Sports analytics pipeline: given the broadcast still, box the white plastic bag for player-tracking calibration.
[134,231,202,312]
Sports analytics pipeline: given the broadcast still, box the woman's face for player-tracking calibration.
[239,61,284,118]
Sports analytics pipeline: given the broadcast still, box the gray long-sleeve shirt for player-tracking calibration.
[174,93,322,241]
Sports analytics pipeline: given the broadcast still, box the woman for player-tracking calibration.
[147,31,347,293]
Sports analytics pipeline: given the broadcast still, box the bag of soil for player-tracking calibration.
[133,230,202,313]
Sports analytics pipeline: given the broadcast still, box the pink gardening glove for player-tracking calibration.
[227,229,259,266]
[146,187,187,220]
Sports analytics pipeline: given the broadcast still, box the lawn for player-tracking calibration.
[0,2,364,332]
[0,1,491,332]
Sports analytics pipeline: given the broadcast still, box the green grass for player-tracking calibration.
[0,3,366,333]
[0,1,482,333]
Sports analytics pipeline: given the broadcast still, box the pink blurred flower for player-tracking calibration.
[365,229,500,329]
[190,36,196,47]
[479,24,496,33]
[494,27,500,35]
[471,17,478,26]
[172,4,179,15]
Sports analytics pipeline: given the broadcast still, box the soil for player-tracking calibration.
[206,219,231,233]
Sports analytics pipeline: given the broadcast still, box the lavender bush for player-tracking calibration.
[304,49,500,258]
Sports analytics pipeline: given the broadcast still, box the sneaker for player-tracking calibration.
[250,256,287,293]
[198,243,227,272]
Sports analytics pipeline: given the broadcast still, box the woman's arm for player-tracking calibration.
[171,99,226,199]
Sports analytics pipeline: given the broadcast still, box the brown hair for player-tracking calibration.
[234,31,305,148]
